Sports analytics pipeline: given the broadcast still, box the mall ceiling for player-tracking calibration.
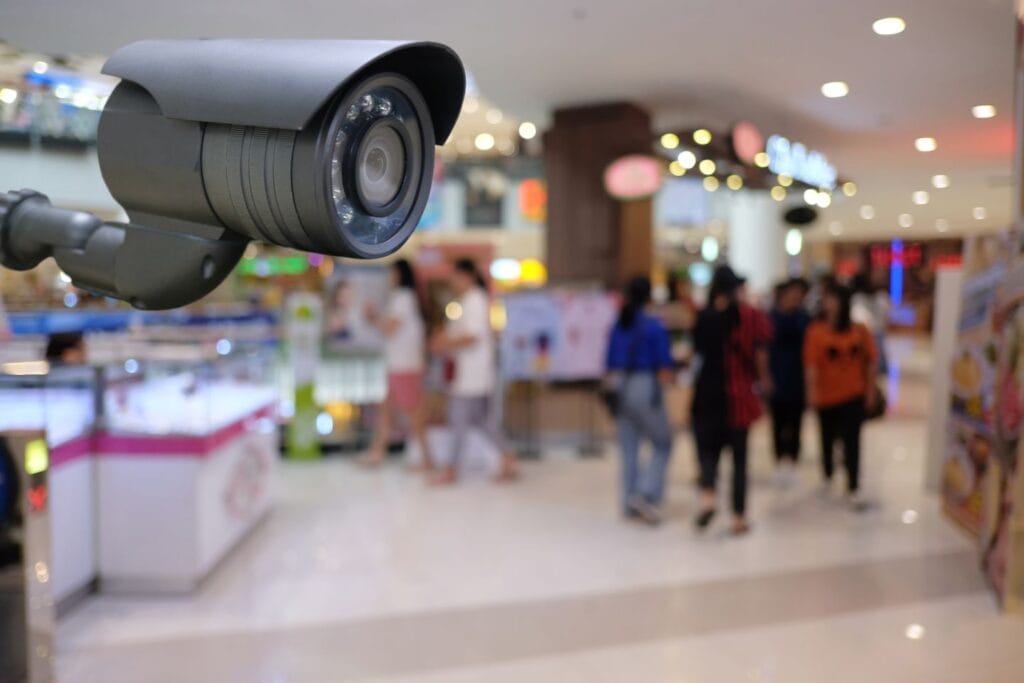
[0,0,1016,241]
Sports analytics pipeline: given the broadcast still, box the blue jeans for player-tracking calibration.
[616,373,673,512]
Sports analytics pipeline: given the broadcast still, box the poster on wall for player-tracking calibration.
[943,236,1007,536]
[501,290,618,382]
[324,264,389,351]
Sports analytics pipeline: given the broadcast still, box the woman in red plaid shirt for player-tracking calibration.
[692,266,773,535]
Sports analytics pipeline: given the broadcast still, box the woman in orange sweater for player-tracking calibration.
[804,280,879,510]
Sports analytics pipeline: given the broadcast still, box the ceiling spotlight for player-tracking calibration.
[803,188,819,205]
[32,61,49,74]
[474,132,496,151]
[785,228,803,256]
[912,191,930,205]
[821,81,849,98]
[898,213,914,228]
[860,204,875,220]
[678,150,697,169]
[669,161,685,176]
[829,221,843,236]
[754,151,770,168]
[904,624,925,641]
[973,206,987,220]
[485,108,503,124]
[693,128,712,145]
[816,192,832,208]
[931,174,950,189]
[770,186,787,202]
[873,17,906,36]
[660,132,680,150]
[0,88,17,105]
[726,174,743,190]
[701,235,720,262]
[699,159,716,175]
[518,121,537,140]
[935,218,949,232]
[703,176,720,192]
[778,174,793,187]
[915,137,937,152]
[972,104,997,119]
[842,181,857,197]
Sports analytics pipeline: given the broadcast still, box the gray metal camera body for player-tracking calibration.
[0,39,465,309]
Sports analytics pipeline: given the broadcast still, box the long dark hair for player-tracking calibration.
[454,257,487,289]
[392,258,427,323]
[617,276,651,329]
[824,280,853,332]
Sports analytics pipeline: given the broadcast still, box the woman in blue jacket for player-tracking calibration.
[606,277,674,525]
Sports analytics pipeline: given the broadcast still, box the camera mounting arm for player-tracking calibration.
[0,190,246,309]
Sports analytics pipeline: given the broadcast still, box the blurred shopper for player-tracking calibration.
[605,276,674,526]
[692,266,772,534]
[768,278,811,485]
[664,268,698,333]
[0,294,9,341]
[362,259,433,470]
[45,331,86,364]
[851,269,891,374]
[804,280,879,510]
[429,259,518,484]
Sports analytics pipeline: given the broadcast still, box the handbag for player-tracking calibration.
[864,380,888,420]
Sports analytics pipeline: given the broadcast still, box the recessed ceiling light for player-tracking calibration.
[518,121,537,140]
[770,186,786,201]
[905,624,925,641]
[816,191,832,208]
[931,174,950,189]
[842,181,857,197]
[821,81,849,98]
[693,129,712,145]
[669,161,685,177]
[829,221,843,236]
[873,17,906,36]
[474,132,495,151]
[898,213,914,228]
[726,174,743,190]
[778,174,793,187]
[912,191,930,205]
[973,206,987,220]
[803,189,819,205]
[754,152,770,168]
[32,61,49,74]
[678,150,697,168]
[660,133,680,150]
[0,88,17,105]
[703,176,720,192]
[935,218,949,232]
[860,205,875,220]
[972,104,997,119]
[699,159,716,175]
[915,137,937,152]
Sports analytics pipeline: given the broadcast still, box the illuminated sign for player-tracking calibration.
[731,121,764,165]
[24,438,49,475]
[603,154,664,200]
[766,135,837,189]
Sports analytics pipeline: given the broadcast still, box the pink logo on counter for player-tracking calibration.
[604,154,664,200]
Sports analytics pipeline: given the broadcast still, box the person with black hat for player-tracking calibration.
[691,265,773,534]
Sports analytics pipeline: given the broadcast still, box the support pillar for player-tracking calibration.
[726,191,787,297]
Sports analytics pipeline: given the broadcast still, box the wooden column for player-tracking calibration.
[543,102,652,288]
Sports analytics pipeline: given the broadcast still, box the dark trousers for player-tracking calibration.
[770,400,805,462]
[817,398,864,493]
[694,418,749,515]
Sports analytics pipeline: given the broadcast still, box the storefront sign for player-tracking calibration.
[603,154,664,200]
[766,134,837,189]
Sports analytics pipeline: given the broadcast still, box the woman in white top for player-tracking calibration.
[429,258,518,484]
[362,259,433,469]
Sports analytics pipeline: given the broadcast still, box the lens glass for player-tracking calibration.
[357,125,406,207]
[329,84,423,247]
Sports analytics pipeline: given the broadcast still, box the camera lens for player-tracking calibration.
[354,123,407,210]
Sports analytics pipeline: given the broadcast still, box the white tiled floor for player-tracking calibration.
[54,341,1024,682]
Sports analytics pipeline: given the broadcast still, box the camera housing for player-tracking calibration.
[0,39,465,309]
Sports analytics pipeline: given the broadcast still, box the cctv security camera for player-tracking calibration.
[0,39,464,309]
